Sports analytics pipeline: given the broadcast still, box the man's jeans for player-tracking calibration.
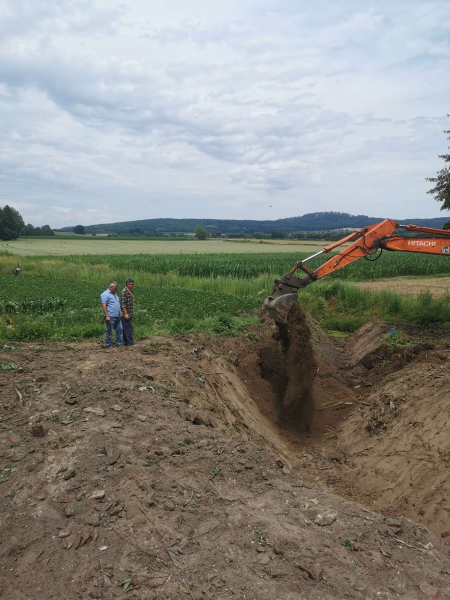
[105,317,122,347]
[121,317,134,346]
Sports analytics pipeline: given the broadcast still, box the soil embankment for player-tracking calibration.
[323,334,450,538]
[1,324,450,599]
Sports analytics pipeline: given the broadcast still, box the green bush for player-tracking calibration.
[6,322,52,342]
[168,318,197,334]
[212,314,234,333]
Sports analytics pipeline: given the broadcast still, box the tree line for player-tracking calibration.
[0,205,54,241]
[63,211,449,236]
[194,227,353,240]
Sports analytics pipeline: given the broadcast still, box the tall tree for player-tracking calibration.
[40,225,54,236]
[427,117,450,210]
[195,227,208,240]
[271,230,286,239]
[73,225,85,235]
[22,224,36,236]
[0,205,24,240]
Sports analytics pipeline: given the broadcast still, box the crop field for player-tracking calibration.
[0,277,259,341]
[0,238,329,256]
[1,248,450,286]
[1,244,450,342]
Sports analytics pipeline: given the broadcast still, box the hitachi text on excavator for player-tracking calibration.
[264,219,450,325]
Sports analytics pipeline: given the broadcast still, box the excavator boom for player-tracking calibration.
[264,219,450,325]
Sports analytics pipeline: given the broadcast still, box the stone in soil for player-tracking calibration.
[85,513,101,527]
[65,534,78,550]
[314,511,338,526]
[90,489,105,499]
[82,407,106,417]
[104,440,121,465]
[310,563,322,581]
[65,397,78,405]
[419,583,438,598]
[58,530,71,538]
[81,531,92,545]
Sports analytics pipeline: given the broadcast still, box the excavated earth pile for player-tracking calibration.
[1,323,450,599]
[320,327,450,540]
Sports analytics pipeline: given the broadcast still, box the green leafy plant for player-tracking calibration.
[119,576,133,593]
[0,465,12,479]
[0,363,15,371]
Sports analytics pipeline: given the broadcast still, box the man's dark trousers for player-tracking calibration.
[121,317,134,346]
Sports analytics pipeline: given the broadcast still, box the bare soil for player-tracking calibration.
[319,328,450,539]
[1,320,450,599]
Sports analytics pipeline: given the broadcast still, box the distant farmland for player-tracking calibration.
[0,238,330,256]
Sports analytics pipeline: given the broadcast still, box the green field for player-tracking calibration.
[0,277,259,341]
[1,239,450,342]
[1,248,450,289]
[0,238,329,256]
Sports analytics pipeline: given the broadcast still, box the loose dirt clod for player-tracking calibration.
[82,407,105,417]
[104,440,121,465]
[31,423,45,437]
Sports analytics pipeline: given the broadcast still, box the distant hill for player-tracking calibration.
[60,212,449,235]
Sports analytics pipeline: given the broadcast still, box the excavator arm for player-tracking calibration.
[264,219,450,325]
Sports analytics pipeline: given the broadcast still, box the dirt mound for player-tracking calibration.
[326,344,450,538]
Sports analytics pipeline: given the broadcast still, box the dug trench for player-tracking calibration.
[243,305,450,540]
[1,311,450,599]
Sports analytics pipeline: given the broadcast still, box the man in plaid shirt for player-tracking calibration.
[120,278,135,346]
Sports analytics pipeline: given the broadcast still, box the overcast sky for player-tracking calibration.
[0,0,449,227]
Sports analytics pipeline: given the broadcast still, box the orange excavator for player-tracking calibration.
[264,218,450,324]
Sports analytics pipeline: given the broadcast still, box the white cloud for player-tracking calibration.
[0,0,449,226]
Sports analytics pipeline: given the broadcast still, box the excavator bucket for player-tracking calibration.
[264,291,299,325]
[264,253,320,325]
